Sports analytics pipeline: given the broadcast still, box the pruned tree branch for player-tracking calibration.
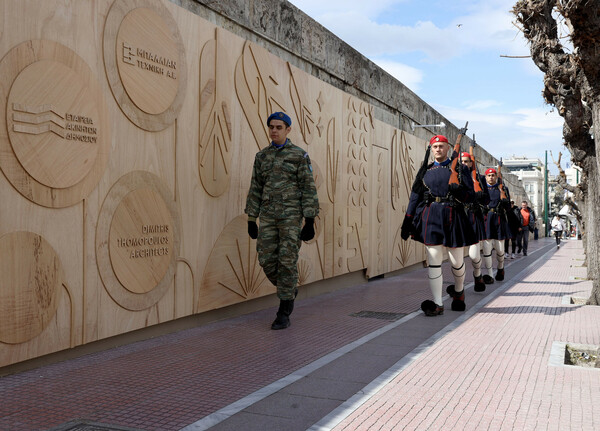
[513,0,595,166]
[550,150,578,194]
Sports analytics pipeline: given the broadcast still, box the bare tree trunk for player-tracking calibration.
[513,0,599,305]
[588,107,600,304]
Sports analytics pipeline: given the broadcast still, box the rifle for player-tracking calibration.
[497,157,508,200]
[469,134,483,193]
[448,121,469,187]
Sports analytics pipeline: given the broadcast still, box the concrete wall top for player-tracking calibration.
[172,0,522,192]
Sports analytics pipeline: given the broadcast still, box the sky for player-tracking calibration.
[287,0,572,174]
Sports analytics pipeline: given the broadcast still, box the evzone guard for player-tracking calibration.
[482,166,511,283]
[460,146,490,293]
[401,131,477,316]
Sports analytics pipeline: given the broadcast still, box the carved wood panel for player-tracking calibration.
[343,96,372,272]
[0,232,63,344]
[198,28,234,197]
[199,215,273,312]
[234,41,287,150]
[104,0,187,131]
[0,40,110,208]
[0,0,425,368]
[391,131,427,270]
[96,171,180,311]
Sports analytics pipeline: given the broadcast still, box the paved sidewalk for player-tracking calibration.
[0,237,596,431]
[320,239,599,431]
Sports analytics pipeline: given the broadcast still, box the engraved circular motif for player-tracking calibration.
[0,40,111,208]
[0,232,62,344]
[7,60,99,189]
[104,0,187,131]
[116,8,179,115]
[96,171,180,311]
[109,187,174,294]
[200,215,273,312]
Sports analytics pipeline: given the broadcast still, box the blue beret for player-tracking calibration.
[267,112,291,127]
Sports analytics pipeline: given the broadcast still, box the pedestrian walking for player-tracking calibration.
[401,134,477,316]
[516,200,535,256]
[482,167,511,283]
[551,214,566,248]
[245,112,319,330]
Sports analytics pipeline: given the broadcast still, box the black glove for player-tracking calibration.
[448,182,464,197]
[248,220,258,239]
[300,218,315,241]
[401,215,413,240]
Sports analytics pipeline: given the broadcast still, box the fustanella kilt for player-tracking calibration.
[467,207,487,242]
[484,210,510,240]
[412,201,477,248]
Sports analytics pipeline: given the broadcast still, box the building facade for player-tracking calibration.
[504,156,545,219]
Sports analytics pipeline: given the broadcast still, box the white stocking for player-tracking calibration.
[448,247,465,292]
[425,245,443,306]
[495,239,505,269]
[468,243,482,277]
[482,239,494,277]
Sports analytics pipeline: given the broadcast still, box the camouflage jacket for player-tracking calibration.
[245,139,319,220]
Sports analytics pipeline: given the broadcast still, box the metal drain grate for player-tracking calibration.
[350,310,406,321]
[48,420,145,431]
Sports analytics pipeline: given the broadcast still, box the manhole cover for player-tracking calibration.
[48,420,145,431]
[350,311,406,321]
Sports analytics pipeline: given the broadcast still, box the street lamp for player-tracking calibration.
[410,121,446,132]
[544,150,549,237]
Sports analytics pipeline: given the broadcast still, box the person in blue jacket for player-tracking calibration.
[401,135,477,316]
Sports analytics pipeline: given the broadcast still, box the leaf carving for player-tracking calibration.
[199,29,233,197]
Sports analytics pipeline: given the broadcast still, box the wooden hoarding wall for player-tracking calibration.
[0,0,426,367]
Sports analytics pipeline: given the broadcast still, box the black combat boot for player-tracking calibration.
[473,273,486,292]
[271,299,294,330]
[421,300,444,316]
[495,268,505,281]
[482,274,495,285]
[446,285,466,311]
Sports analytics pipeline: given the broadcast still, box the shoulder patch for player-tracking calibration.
[304,153,313,172]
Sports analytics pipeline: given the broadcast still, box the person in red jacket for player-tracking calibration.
[516,200,535,256]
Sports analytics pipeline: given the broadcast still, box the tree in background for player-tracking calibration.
[513,0,600,304]
[550,151,584,235]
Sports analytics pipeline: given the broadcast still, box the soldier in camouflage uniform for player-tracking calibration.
[245,112,319,330]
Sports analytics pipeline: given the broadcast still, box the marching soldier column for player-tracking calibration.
[401,131,477,316]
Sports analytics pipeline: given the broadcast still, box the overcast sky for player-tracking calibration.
[288,0,572,173]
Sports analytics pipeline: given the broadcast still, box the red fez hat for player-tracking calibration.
[429,135,448,145]
[460,152,471,159]
[485,168,497,175]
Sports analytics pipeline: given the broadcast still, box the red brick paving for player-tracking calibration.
[331,240,599,431]
[0,256,432,430]
[1,239,597,431]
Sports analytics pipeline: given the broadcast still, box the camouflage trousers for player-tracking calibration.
[257,215,303,300]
